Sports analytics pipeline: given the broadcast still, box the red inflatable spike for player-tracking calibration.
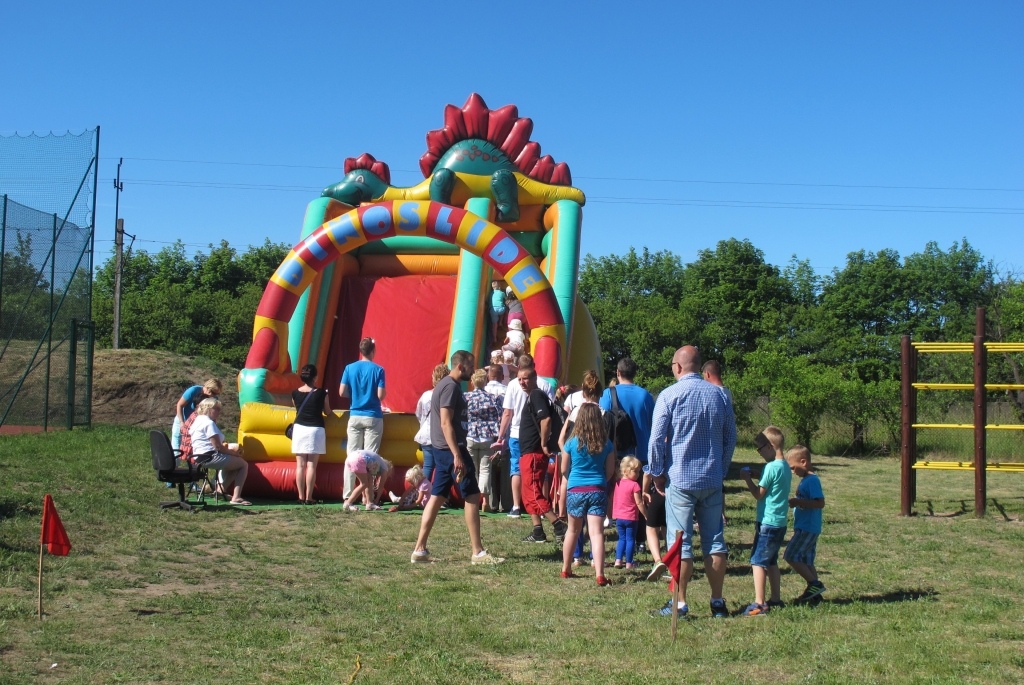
[344,153,390,184]
[501,118,534,160]
[530,155,556,183]
[514,142,541,176]
[370,161,391,184]
[487,104,519,146]
[425,128,454,157]
[419,152,439,177]
[550,162,572,186]
[461,93,490,138]
[443,104,467,140]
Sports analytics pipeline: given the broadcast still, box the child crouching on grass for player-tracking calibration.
[388,465,429,512]
[785,445,827,603]
[343,450,393,511]
[740,426,791,616]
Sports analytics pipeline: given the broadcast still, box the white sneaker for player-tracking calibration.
[366,503,381,511]
[389,493,401,503]
[344,504,360,512]
[471,550,505,565]
[411,550,437,564]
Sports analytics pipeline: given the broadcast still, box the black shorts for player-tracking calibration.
[644,489,667,528]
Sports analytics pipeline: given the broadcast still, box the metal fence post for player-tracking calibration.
[67,319,77,431]
[974,307,987,517]
[85,320,94,428]
[1,195,6,319]
[43,213,57,431]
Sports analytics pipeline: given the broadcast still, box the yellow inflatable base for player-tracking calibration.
[238,403,423,467]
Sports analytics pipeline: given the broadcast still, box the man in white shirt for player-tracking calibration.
[497,354,554,518]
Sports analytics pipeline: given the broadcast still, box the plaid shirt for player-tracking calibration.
[465,389,501,444]
[647,373,737,491]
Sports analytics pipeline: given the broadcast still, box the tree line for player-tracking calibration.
[579,238,1024,451]
[85,236,1024,452]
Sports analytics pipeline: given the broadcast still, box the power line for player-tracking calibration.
[103,156,1024,193]
[94,177,1024,216]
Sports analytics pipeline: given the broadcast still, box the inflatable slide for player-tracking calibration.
[237,94,601,499]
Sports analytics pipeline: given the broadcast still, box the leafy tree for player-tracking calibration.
[92,239,289,367]
[578,247,688,392]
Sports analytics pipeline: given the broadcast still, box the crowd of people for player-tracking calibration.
[167,300,828,617]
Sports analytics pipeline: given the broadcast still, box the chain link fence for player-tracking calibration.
[0,130,98,431]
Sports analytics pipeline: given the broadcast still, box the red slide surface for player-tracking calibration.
[324,275,457,414]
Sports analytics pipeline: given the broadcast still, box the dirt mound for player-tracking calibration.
[91,349,240,432]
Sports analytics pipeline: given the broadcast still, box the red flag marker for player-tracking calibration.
[41,495,71,556]
[38,495,71,620]
[664,531,683,640]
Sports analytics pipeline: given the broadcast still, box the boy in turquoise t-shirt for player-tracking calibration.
[740,426,792,616]
[488,280,508,348]
[784,445,826,604]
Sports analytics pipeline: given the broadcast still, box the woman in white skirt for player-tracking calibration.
[292,364,331,505]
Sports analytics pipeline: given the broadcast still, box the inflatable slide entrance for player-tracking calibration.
[237,94,601,499]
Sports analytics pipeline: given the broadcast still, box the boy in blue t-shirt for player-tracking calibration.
[784,445,827,604]
[740,425,792,616]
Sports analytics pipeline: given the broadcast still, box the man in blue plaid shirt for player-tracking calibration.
[648,346,736,619]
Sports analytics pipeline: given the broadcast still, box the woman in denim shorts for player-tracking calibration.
[559,404,616,586]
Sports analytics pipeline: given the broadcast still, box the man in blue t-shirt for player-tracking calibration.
[599,358,654,463]
[339,337,387,498]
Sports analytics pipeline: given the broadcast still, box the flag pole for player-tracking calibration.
[37,543,44,620]
[671,529,681,641]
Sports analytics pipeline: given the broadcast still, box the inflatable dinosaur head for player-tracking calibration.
[321,153,391,205]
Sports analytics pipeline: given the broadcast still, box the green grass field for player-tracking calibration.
[2,426,1024,684]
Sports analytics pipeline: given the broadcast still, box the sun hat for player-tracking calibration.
[508,319,523,331]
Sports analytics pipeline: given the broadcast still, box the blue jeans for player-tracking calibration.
[616,520,638,563]
[421,445,434,482]
[750,523,786,568]
[665,485,728,560]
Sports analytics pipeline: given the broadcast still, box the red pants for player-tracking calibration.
[520,452,552,516]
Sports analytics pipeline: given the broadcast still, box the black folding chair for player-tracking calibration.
[150,430,207,512]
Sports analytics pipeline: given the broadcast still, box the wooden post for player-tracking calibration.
[974,307,987,517]
[671,529,681,640]
[900,335,914,515]
[37,543,44,620]
[910,343,918,504]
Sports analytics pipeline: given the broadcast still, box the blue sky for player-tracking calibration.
[3,1,1022,276]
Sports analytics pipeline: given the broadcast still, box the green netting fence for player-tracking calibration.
[0,129,99,431]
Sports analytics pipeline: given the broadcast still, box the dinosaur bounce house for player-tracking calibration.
[236,94,601,500]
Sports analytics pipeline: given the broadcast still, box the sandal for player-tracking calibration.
[230,499,252,506]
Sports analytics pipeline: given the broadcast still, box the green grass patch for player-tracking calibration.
[2,426,1024,683]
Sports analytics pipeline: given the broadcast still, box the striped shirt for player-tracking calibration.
[647,373,737,491]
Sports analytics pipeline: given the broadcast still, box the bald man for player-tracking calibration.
[648,346,737,619]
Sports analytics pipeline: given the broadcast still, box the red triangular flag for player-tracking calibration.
[663,532,683,589]
[40,495,71,556]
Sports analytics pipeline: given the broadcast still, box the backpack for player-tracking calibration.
[526,391,564,454]
[604,386,637,453]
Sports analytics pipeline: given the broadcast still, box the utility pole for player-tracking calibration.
[112,158,124,349]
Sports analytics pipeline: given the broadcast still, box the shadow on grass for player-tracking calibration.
[823,588,939,606]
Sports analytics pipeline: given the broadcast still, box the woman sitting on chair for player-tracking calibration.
[189,398,251,506]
